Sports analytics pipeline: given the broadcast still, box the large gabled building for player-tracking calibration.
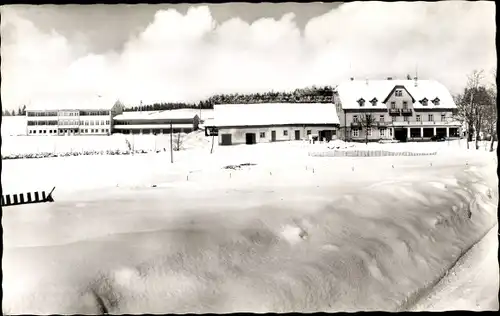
[213,103,340,146]
[334,78,461,142]
[26,95,124,136]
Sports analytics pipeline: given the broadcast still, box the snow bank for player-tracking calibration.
[1,116,27,136]
[2,144,498,313]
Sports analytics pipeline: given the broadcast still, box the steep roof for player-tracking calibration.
[213,103,340,127]
[336,79,457,110]
[27,95,118,111]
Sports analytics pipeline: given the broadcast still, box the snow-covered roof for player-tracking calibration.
[113,124,194,129]
[27,95,118,111]
[114,109,198,121]
[336,79,457,110]
[213,103,340,127]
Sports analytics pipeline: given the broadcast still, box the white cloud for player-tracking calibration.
[1,1,496,109]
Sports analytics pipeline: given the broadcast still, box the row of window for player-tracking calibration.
[28,120,111,126]
[353,114,447,123]
[352,128,392,137]
[258,129,314,139]
[27,111,110,117]
[28,129,109,134]
[358,97,440,107]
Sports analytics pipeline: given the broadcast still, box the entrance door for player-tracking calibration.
[394,128,407,142]
[221,134,232,146]
[271,130,276,142]
[245,133,256,145]
[294,130,300,140]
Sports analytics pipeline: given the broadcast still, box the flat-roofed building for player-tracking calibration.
[26,95,124,136]
[112,109,200,135]
[213,103,340,146]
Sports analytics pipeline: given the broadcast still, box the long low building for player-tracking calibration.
[213,103,340,145]
[112,109,200,134]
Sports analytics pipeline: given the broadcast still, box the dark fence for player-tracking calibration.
[2,187,55,207]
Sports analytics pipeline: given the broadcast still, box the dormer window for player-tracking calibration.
[395,90,403,97]
[358,98,365,107]
[370,98,378,106]
[421,98,428,106]
[432,97,440,105]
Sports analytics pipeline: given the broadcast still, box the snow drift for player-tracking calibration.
[2,145,498,313]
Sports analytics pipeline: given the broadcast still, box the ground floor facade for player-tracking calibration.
[338,124,461,142]
[217,124,339,146]
[27,126,111,136]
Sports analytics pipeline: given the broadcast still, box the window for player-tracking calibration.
[380,129,386,137]
[307,130,311,135]
[260,132,266,138]
[421,98,428,106]
[283,130,288,136]
[358,98,365,106]
[403,101,408,109]
[29,130,32,134]
[353,115,359,122]
[43,130,46,133]
[105,129,109,133]
[352,129,359,137]
[404,116,409,122]
[367,128,372,136]
[90,121,94,125]
[379,115,385,122]
[101,120,105,125]
[105,120,110,125]
[441,114,445,121]
[85,121,89,125]
[370,98,378,106]
[416,115,421,122]
[433,98,440,105]
[389,129,393,137]
[391,101,396,109]
[392,116,397,122]
[428,114,434,121]
[395,90,403,97]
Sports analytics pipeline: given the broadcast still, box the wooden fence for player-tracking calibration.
[1,187,56,207]
[309,150,438,157]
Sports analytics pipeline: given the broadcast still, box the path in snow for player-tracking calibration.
[408,224,499,311]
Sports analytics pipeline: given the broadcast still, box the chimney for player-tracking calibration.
[387,77,393,80]
[414,76,418,87]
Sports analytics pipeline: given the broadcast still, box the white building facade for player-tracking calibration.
[26,96,124,136]
[213,103,340,146]
[334,78,462,142]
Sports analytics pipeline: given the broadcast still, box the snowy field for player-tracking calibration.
[1,116,27,136]
[2,138,499,313]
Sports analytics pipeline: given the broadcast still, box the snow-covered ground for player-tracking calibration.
[409,224,499,311]
[1,116,27,136]
[2,138,498,313]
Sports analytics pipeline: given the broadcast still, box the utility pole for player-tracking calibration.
[170,121,173,163]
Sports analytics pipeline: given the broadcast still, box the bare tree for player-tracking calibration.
[173,133,184,151]
[484,68,497,152]
[455,69,485,149]
[360,113,375,144]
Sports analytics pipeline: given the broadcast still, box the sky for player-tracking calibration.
[0,2,496,110]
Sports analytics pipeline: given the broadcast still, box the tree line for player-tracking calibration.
[3,105,26,116]
[123,85,335,112]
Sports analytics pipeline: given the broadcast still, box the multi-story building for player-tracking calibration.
[334,78,461,142]
[26,96,124,136]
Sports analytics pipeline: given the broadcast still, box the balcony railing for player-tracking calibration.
[401,108,413,116]
[389,108,400,116]
[351,121,362,128]
[377,121,389,127]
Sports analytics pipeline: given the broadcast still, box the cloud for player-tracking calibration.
[1,1,496,109]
